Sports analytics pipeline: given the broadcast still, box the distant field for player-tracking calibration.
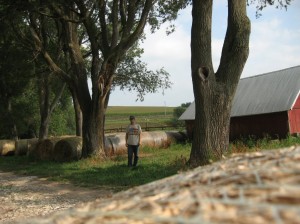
[106,106,175,115]
[105,106,177,131]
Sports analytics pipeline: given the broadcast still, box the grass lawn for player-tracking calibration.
[0,144,191,191]
[1,136,299,192]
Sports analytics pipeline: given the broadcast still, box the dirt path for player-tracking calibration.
[0,172,113,224]
[2,146,300,224]
[19,146,300,224]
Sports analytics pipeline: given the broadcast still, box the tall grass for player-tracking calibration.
[228,135,300,154]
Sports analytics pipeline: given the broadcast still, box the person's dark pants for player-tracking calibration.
[128,145,139,167]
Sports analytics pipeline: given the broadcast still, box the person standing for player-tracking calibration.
[125,115,142,167]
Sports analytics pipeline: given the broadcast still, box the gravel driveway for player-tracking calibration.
[2,146,300,224]
[0,172,113,223]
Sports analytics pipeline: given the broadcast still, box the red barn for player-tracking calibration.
[179,66,300,139]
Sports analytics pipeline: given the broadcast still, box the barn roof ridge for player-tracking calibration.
[240,65,300,81]
[179,65,300,120]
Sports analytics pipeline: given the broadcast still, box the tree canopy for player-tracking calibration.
[0,0,188,157]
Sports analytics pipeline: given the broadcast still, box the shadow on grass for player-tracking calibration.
[0,156,184,192]
[58,163,181,191]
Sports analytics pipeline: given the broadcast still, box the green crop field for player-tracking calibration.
[105,106,178,131]
[106,106,175,115]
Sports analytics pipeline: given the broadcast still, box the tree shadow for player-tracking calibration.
[49,161,181,191]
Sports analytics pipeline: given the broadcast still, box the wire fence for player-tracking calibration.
[105,123,185,133]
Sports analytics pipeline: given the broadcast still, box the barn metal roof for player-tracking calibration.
[179,65,300,120]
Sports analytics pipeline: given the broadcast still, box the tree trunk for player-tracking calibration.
[81,95,106,158]
[70,87,82,136]
[7,99,18,140]
[38,73,50,140]
[45,0,152,158]
[80,62,114,158]
[39,116,49,140]
[189,0,250,167]
[60,19,106,157]
[189,75,231,166]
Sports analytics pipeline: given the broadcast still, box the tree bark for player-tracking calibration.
[63,16,109,157]
[7,99,18,140]
[70,87,82,136]
[80,62,115,158]
[189,0,251,167]
[38,72,50,140]
[81,97,107,158]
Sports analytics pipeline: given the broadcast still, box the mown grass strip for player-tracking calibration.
[0,144,191,191]
[1,136,299,191]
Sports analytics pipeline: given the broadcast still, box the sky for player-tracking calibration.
[109,1,300,107]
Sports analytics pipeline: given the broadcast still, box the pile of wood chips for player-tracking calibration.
[22,146,300,224]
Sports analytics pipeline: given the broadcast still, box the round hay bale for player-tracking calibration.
[147,131,169,148]
[141,131,186,148]
[108,133,127,155]
[166,131,187,143]
[53,137,82,162]
[0,140,15,156]
[32,138,62,161]
[15,139,29,156]
[27,138,39,157]
[103,131,186,156]
[104,136,113,156]
[140,132,155,148]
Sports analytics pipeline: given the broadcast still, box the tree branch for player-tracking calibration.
[74,1,99,57]
[118,0,153,55]
[111,0,119,48]
[123,0,137,37]
[49,82,67,114]
[191,0,214,86]
[216,0,251,86]
[29,18,71,83]
[119,0,127,27]
[98,0,110,55]
[41,49,72,83]
[11,21,35,51]
[48,3,84,23]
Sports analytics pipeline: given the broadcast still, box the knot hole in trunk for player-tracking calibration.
[197,66,209,83]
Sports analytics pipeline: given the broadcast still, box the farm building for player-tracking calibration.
[179,65,300,140]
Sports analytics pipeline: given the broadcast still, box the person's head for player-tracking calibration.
[129,115,136,124]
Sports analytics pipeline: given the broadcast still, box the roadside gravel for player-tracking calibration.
[0,172,113,223]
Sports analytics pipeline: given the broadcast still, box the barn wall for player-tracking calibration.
[229,112,289,140]
[288,95,300,134]
[185,120,194,140]
[288,109,300,134]
[184,112,290,140]
[292,94,300,109]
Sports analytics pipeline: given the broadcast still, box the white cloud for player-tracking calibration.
[141,27,190,65]
[137,23,194,106]
[243,17,300,77]
[109,3,300,106]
